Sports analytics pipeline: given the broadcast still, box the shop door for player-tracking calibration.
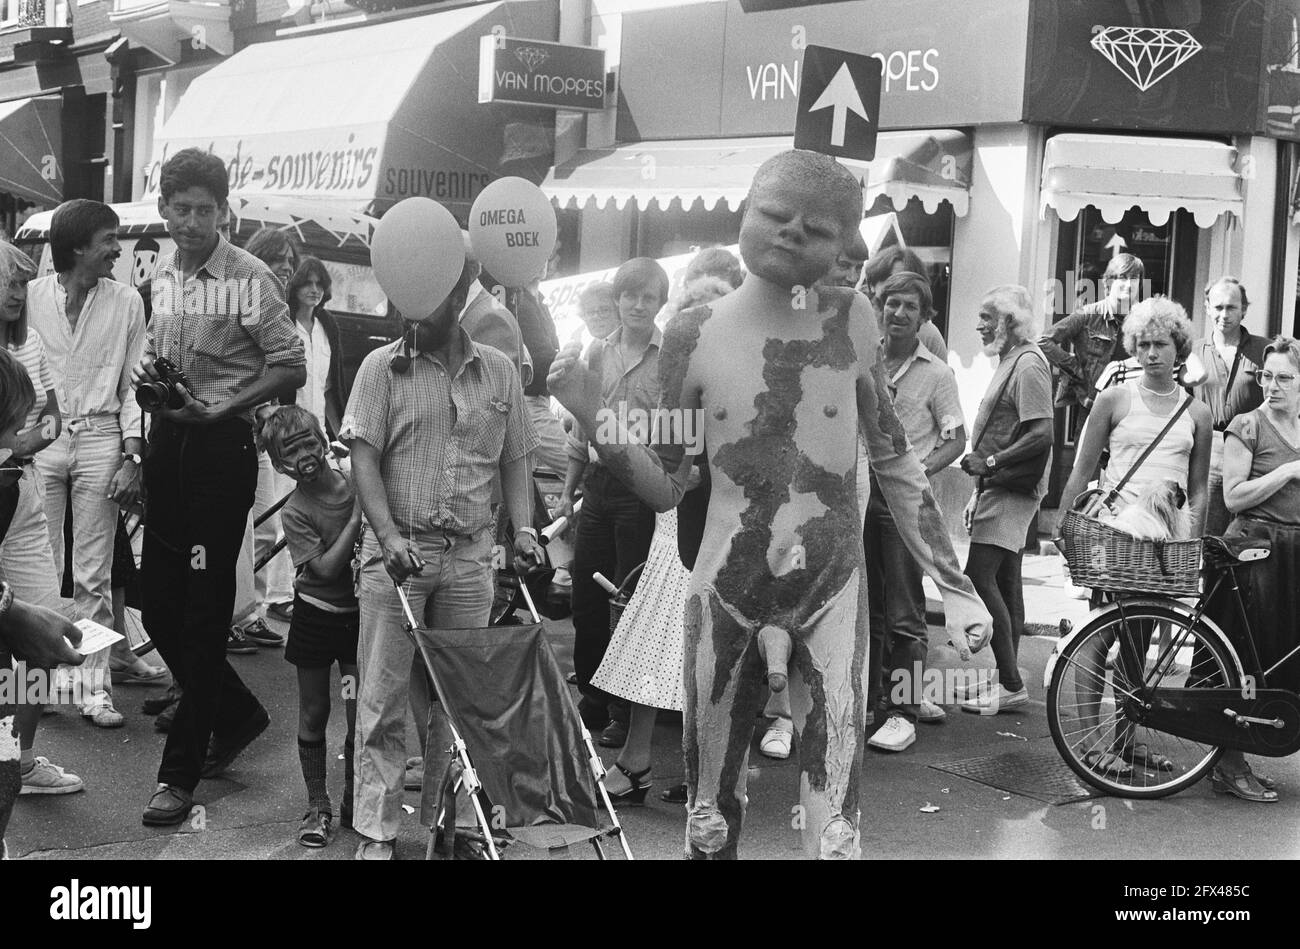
[1044,206,1199,508]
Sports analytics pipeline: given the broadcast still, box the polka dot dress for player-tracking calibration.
[592,508,688,712]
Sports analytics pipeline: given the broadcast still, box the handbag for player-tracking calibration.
[972,351,1052,494]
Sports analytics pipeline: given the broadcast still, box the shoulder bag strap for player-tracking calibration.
[971,352,1027,453]
[1106,392,1194,503]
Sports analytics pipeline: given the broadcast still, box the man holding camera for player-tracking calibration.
[132,149,305,826]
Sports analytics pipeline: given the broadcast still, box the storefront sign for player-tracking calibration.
[479,36,608,112]
[616,0,1028,140]
[1023,0,1263,134]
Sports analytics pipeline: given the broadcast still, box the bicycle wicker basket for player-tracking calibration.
[1058,508,1202,596]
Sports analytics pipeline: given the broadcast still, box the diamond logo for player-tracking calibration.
[514,46,549,72]
[1090,26,1202,92]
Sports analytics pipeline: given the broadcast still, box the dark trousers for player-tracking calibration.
[570,465,655,719]
[142,418,263,792]
[864,486,929,721]
[964,543,1026,693]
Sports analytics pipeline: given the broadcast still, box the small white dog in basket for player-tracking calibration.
[1104,479,1188,541]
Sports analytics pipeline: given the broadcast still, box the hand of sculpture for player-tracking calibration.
[547,342,603,430]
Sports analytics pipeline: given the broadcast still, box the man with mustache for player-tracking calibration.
[342,246,541,860]
[28,200,149,727]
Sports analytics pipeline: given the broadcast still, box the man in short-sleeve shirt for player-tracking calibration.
[342,256,539,860]
[864,272,967,752]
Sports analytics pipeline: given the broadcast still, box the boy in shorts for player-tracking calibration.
[263,406,361,847]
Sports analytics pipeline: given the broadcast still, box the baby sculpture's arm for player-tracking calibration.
[852,306,992,656]
[548,311,703,512]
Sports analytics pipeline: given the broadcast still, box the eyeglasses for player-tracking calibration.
[1257,370,1298,387]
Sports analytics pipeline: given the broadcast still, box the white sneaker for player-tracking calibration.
[916,699,947,723]
[960,684,1029,715]
[952,676,991,701]
[759,718,794,759]
[867,714,916,752]
[20,757,85,795]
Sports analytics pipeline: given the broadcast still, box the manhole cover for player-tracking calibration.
[930,746,1098,805]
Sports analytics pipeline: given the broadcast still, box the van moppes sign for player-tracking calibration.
[479,36,609,112]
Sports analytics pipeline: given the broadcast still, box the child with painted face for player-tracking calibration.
[550,150,992,860]
[263,405,362,847]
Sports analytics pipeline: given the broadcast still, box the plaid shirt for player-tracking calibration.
[342,329,539,536]
[566,326,663,465]
[146,238,303,422]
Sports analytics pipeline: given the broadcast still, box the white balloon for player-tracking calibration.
[468,177,557,288]
[371,197,465,321]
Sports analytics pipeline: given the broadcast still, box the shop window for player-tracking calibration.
[636,201,743,261]
[1043,204,1198,506]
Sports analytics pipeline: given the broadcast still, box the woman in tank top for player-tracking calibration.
[1055,298,1213,777]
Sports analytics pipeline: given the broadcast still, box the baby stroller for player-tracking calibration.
[395,580,635,860]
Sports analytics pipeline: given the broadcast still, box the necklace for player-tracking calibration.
[1139,379,1179,397]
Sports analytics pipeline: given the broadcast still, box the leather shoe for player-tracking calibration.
[142,783,193,826]
[143,684,181,716]
[598,719,627,748]
[201,707,271,778]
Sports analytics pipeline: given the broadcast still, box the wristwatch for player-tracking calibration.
[985,454,999,470]
[122,452,143,467]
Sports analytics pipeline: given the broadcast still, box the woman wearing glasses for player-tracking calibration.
[1212,336,1300,802]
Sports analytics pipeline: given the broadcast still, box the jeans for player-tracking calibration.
[354,528,494,843]
[35,420,120,711]
[570,465,655,717]
[964,543,1025,693]
[142,418,263,792]
[0,469,108,710]
[864,486,928,720]
[1205,469,1232,538]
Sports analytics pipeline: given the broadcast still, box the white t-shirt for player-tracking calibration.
[7,330,53,431]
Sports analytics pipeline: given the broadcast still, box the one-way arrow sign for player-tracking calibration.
[794,45,882,162]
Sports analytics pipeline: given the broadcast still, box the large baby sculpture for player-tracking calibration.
[549,150,991,859]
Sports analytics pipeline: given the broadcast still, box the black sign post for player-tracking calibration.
[793,45,882,161]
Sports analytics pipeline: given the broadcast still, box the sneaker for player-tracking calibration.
[960,684,1029,715]
[240,618,285,648]
[84,705,125,729]
[916,699,948,724]
[868,714,916,752]
[267,601,294,623]
[952,676,993,701]
[20,757,85,795]
[355,838,396,861]
[226,625,257,654]
[759,718,794,759]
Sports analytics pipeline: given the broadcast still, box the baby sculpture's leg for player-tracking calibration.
[682,589,767,860]
[787,572,868,860]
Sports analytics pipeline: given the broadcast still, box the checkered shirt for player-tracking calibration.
[342,330,539,536]
[146,237,304,422]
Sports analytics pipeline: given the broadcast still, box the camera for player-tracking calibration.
[135,357,193,413]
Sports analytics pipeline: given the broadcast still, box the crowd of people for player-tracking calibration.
[1,145,1298,861]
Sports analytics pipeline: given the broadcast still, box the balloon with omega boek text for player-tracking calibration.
[468,177,557,288]
[371,197,465,320]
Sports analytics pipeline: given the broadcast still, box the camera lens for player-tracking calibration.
[136,382,168,412]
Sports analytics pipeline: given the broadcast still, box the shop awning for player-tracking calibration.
[1040,133,1243,228]
[0,96,62,206]
[542,130,973,216]
[147,0,555,217]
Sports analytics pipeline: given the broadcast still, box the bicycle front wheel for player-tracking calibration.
[1047,602,1239,799]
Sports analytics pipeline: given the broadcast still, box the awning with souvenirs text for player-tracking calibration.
[542,130,972,216]
[0,96,62,207]
[1040,133,1243,229]
[146,0,556,218]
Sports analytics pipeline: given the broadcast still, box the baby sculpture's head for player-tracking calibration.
[739,150,863,291]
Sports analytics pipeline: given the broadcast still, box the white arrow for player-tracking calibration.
[807,62,870,148]
[1105,233,1127,257]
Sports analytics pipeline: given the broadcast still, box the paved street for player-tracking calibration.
[8,547,1298,861]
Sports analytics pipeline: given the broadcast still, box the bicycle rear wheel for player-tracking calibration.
[1047,602,1238,798]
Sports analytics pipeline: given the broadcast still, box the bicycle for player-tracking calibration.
[1047,525,1300,799]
